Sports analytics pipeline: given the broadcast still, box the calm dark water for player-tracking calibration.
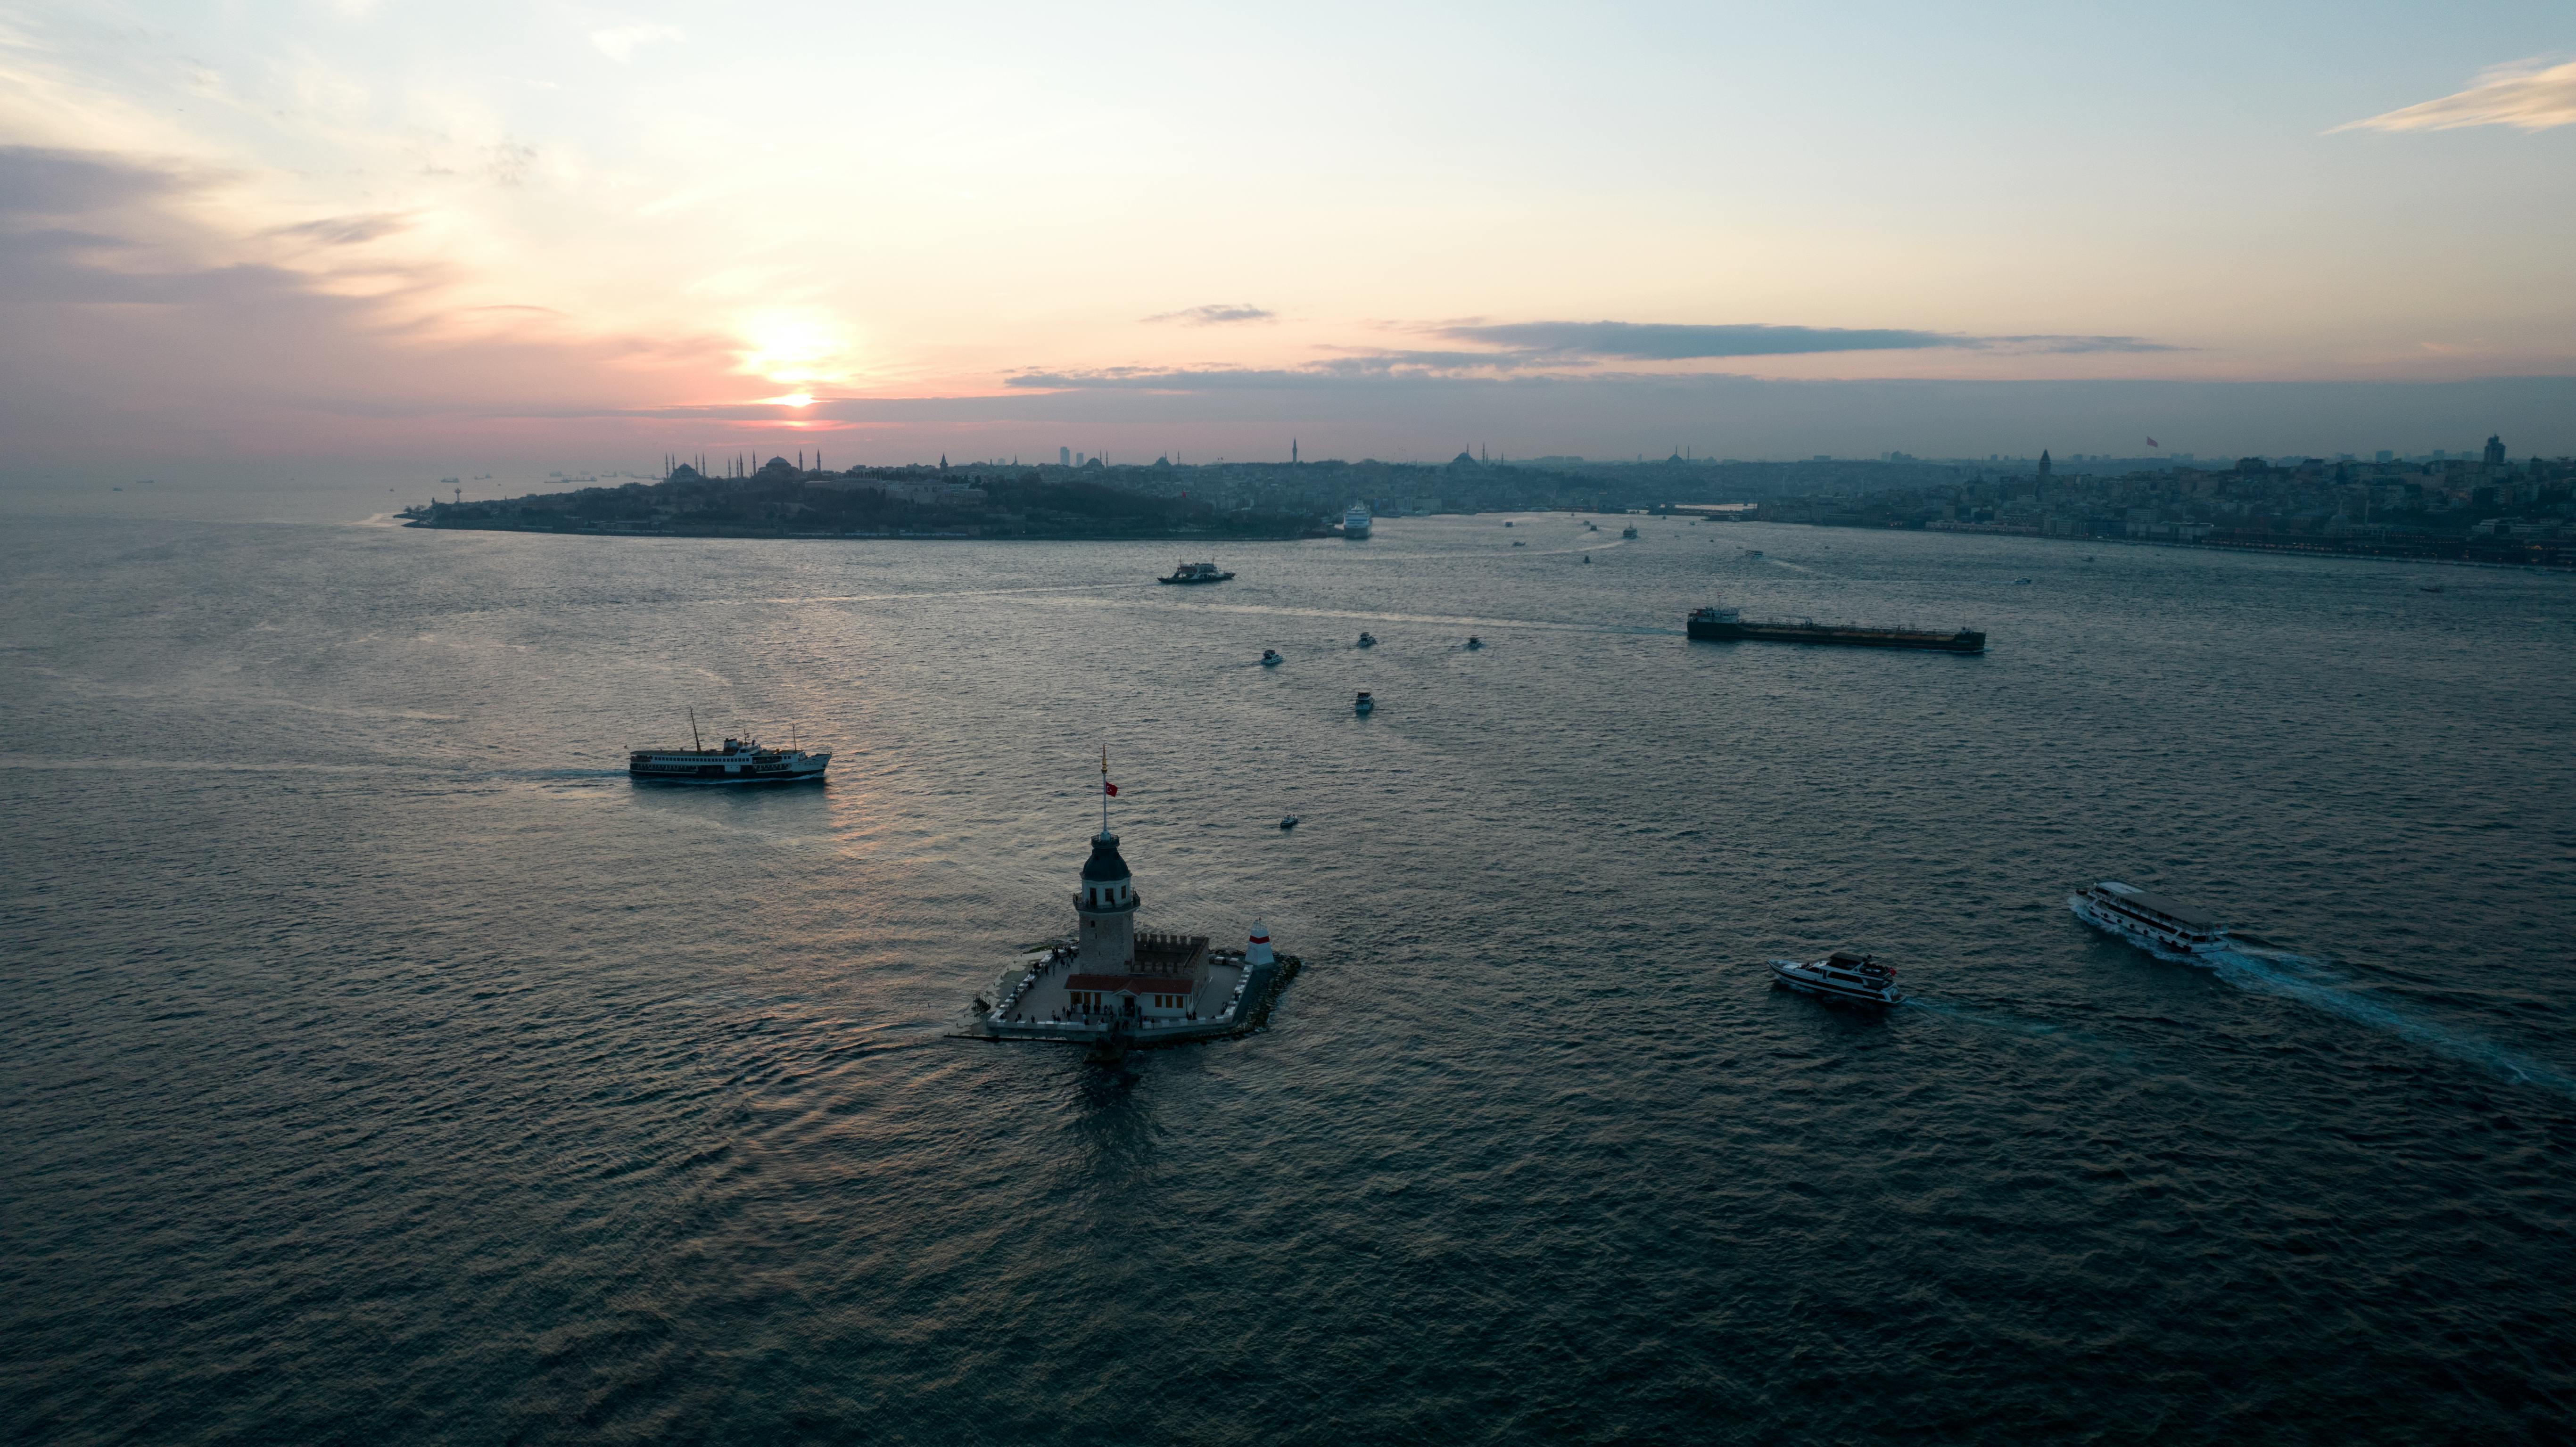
[4,509,2573,1444]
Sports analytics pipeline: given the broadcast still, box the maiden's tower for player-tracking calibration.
[964,764,1298,1051]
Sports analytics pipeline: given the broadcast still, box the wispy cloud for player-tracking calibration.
[1980,335,2177,354]
[1142,303,1275,325]
[1435,321,1953,358]
[590,23,685,64]
[265,213,413,247]
[2334,58,2576,133]
[1428,320,2174,359]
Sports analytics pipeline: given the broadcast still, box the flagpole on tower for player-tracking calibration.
[1100,741,1111,835]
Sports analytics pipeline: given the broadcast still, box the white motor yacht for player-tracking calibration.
[1768,950,1902,1006]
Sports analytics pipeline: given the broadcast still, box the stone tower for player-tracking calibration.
[1075,830,1137,969]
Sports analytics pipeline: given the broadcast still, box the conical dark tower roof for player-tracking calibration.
[1081,830,1131,882]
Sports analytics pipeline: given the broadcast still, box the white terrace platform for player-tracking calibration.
[974,946,1259,1044]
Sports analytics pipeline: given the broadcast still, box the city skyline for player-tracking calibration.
[3,2,2573,475]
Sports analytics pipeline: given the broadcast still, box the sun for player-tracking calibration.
[735,311,858,387]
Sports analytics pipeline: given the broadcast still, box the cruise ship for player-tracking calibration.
[628,732,829,785]
[1342,504,1372,539]
[2070,880,2227,956]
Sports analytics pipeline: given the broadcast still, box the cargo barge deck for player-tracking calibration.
[1687,604,1984,653]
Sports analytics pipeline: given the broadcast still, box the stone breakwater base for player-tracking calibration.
[952,947,1304,1050]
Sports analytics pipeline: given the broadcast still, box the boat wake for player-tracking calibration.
[2197,944,2576,1098]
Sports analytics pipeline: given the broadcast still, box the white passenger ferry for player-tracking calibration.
[2069,880,2227,956]
[1342,504,1372,539]
[628,731,829,785]
[1768,950,1902,1006]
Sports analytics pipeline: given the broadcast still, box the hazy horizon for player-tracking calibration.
[4,2,2573,477]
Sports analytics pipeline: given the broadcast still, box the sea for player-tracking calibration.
[4,491,2573,1444]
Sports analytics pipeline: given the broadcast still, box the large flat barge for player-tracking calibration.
[1687,604,1984,653]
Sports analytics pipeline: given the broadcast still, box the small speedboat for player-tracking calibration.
[2419,584,2445,594]
[1512,540,1526,547]
[1581,555,1592,564]
[1768,951,1901,1006]
[1356,632,1376,648]
[1279,815,1299,830]
[1354,691,1374,715]
[1261,649,1283,666]
[1464,636,1483,650]
[2012,578,2032,585]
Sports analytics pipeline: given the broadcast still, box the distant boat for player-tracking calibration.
[1745,549,1763,558]
[1160,561,1234,584]
[1512,540,1526,547]
[1465,636,1483,650]
[1261,648,1283,666]
[1503,521,1514,528]
[1582,555,1592,564]
[629,720,829,786]
[1343,504,1373,539]
[1279,815,1299,830]
[2012,578,2032,585]
[1354,691,1374,715]
[1621,525,1638,539]
[2081,555,2095,561]
[1688,603,1984,653]
[2419,584,2445,593]
[1356,632,1376,648]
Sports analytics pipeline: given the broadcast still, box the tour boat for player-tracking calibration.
[1261,649,1282,666]
[1768,951,1902,1006]
[628,733,828,785]
[1159,561,1234,584]
[1356,632,1377,648]
[2069,880,2228,957]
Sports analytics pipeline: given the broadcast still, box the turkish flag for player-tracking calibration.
[1103,781,1118,796]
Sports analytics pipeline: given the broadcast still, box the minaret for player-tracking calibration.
[1075,829,1138,969]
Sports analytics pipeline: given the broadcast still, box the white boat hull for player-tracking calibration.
[1767,959,1902,1006]
[628,750,830,785]
[2069,894,2225,958]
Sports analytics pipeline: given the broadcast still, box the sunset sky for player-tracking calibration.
[4,1,2573,474]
